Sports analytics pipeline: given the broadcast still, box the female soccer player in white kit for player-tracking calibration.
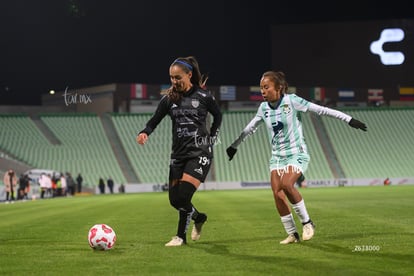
[226,71,367,244]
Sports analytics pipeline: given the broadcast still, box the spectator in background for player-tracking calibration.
[52,173,59,197]
[55,175,62,196]
[39,173,47,199]
[4,169,18,203]
[107,177,114,194]
[26,175,31,198]
[23,174,31,199]
[51,174,57,197]
[118,183,125,193]
[60,173,67,196]
[98,178,105,194]
[18,173,30,200]
[76,173,83,193]
[46,174,53,198]
[66,173,76,196]
[39,174,52,199]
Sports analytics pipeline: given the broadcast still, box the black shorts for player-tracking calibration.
[169,155,212,182]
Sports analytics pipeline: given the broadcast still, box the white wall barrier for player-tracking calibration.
[116,177,414,194]
[3,177,411,200]
[304,177,414,188]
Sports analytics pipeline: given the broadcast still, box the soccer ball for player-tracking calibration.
[88,224,117,250]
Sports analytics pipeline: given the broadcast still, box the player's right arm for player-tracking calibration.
[136,133,148,145]
[136,95,170,145]
[226,111,263,161]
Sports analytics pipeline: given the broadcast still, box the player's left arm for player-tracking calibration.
[307,102,367,131]
[205,93,223,141]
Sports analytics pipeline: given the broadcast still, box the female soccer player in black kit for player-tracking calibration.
[136,56,222,246]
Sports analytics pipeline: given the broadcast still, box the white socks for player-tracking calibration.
[292,199,310,224]
[280,213,297,235]
[280,199,311,235]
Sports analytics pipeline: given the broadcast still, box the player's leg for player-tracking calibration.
[167,178,196,246]
[172,177,198,246]
[183,155,211,241]
[190,204,207,239]
[271,170,299,244]
[166,157,205,246]
[280,165,315,241]
[166,161,189,246]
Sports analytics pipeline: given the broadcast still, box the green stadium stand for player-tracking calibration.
[0,115,50,165]
[110,113,171,184]
[0,114,125,187]
[2,108,412,189]
[40,114,126,186]
[322,108,414,178]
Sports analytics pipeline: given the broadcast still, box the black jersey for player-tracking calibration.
[139,87,222,160]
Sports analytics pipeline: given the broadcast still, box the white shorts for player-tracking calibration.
[269,152,310,175]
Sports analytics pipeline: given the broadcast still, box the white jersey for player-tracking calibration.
[231,94,352,158]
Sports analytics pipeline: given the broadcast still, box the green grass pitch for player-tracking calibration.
[1,185,413,275]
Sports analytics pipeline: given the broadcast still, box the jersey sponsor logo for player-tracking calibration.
[272,121,284,134]
[172,109,198,116]
[177,127,197,138]
[176,117,192,123]
[264,110,281,118]
[171,103,178,109]
[271,121,284,144]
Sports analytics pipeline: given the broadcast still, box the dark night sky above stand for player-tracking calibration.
[0,1,411,105]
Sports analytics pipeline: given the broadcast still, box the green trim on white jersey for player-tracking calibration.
[257,94,309,158]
